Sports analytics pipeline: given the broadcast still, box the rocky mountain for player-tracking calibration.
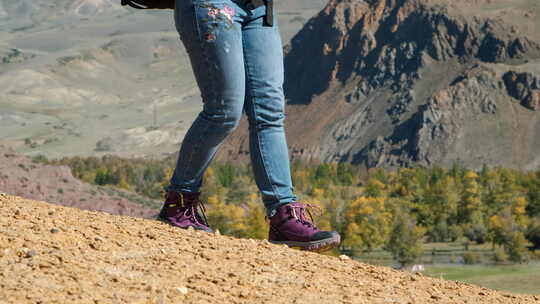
[2,192,539,303]
[0,145,158,217]
[222,0,540,170]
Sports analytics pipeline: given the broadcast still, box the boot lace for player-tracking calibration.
[180,197,210,227]
[289,202,323,229]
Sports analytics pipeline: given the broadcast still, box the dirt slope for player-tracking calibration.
[1,193,538,304]
[0,145,159,218]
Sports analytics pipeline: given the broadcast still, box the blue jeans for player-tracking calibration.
[166,0,297,215]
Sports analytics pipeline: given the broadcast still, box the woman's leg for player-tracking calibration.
[240,5,297,217]
[166,0,247,193]
[241,6,340,252]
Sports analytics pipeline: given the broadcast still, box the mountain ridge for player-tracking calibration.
[220,0,540,170]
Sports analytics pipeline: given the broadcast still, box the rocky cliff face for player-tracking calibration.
[504,71,540,111]
[284,0,538,105]
[222,0,540,170]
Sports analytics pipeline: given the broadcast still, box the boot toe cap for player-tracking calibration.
[311,231,340,242]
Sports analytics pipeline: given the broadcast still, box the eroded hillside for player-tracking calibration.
[0,145,158,217]
[1,193,539,303]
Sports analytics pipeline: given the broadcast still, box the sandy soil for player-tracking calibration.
[1,193,539,304]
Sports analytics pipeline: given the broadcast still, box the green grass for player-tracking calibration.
[352,242,540,295]
[354,241,497,266]
[424,263,540,295]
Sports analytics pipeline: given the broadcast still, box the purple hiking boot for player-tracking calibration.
[268,202,340,252]
[157,191,213,233]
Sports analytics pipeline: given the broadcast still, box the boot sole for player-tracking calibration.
[269,234,341,252]
[156,215,214,233]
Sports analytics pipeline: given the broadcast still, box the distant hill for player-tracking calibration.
[222,0,540,170]
[2,192,539,303]
[0,0,326,160]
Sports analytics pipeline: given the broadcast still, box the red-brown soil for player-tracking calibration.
[0,145,158,218]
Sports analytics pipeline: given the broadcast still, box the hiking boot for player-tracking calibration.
[157,191,213,233]
[268,202,340,252]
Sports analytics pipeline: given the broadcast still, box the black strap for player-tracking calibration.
[121,0,174,9]
[243,0,273,27]
[264,0,273,26]
[122,0,146,9]
[123,0,270,25]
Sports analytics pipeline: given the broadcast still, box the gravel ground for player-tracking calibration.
[1,193,539,304]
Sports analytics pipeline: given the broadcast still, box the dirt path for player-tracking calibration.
[1,193,538,304]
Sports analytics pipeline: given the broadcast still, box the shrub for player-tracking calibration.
[428,220,449,242]
[428,222,462,243]
[32,154,49,164]
[448,225,463,242]
[386,211,424,266]
[492,247,508,263]
[526,218,540,250]
[464,224,488,244]
[462,252,481,264]
[507,232,529,263]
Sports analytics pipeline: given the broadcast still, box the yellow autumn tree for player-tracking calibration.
[292,167,310,193]
[488,204,530,263]
[460,170,483,223]
[364,178,387,197]
[244,193,268,239]
[343,196,392,252]
[206,194,248,237]
[312,187,325,198]
[159,167,173,193]
[513,197,529,230]
[489,214,505,246]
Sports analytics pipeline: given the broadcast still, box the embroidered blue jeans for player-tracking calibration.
[166,0,297,215]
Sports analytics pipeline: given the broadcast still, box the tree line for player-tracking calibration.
[37,154,540,265]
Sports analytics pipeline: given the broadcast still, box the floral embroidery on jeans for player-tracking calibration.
[200,3,235,42]
[221,5,235,22]
[204,32,217,41]
[207,8,219,19]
